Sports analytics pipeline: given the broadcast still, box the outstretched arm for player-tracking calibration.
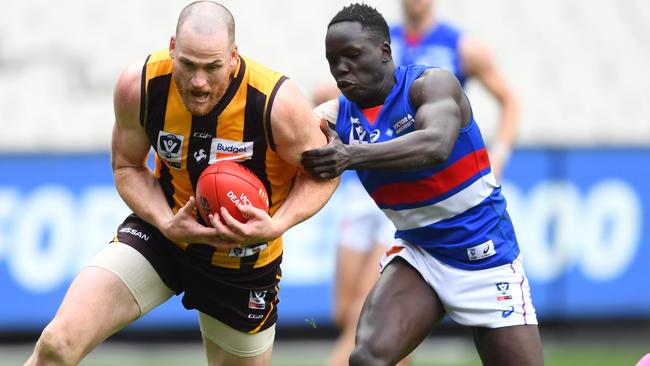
[461,35,519,179]
[111,61,230,248]
[302,68,469,179]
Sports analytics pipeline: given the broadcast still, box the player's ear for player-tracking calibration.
[381,41,392,63]
[230,44,239,68]
[169,36,176,58]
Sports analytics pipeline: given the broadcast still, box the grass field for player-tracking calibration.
[3,337,647,366]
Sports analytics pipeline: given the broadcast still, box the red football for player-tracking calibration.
[196,161,269,225]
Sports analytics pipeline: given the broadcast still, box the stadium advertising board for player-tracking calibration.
[0,149,648,330]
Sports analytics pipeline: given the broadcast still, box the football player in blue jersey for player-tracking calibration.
[303,4,542,366]
[392,0,519,180]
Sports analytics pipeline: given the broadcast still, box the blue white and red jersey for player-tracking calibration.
[335,65,520,270]
[390,21,467,86]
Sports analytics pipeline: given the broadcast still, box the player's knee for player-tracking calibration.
[349,342,389,366]
[34,325,81,365]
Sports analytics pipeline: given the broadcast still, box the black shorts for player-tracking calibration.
[113,214,281,333]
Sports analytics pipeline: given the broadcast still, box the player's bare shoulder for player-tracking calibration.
[410,68,463,103]
[410,68,469,124]
[113,59,146,128]
[270,79,328,165]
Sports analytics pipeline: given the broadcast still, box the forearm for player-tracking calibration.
[271,172,339,234]
[113,166,174,231]
[495,98,518,143]
[491,94,519,165]
[348,129,449,171]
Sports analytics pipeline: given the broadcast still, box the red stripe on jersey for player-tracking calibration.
[386,246,404,256]
[370,148,491,206]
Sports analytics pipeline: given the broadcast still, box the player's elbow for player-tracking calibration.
[420,148,449,167]
[419,134,452,167]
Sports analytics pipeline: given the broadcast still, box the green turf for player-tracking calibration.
[73,345,646,366]
[4,342,647,366]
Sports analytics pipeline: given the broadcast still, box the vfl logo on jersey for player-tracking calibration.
[495,282,513,301]
[249,290,267,310]
[157,131,184,169]
[392,114,414,135]
[467,240,496,261]
[349,117,370,145]
[229,243,268,257]
[209,138,254,163]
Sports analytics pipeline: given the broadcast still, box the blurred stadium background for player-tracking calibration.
[1,0,649,365]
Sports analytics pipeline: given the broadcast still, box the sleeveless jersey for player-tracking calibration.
[140,49,296,269]
[390,21,466,86]
[335,65,519,270]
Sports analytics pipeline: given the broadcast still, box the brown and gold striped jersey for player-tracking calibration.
[139,49,296,269]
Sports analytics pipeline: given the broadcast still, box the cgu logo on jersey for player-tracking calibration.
[349,117,371,145]
[209,138,254,163]
[157,131,184,169]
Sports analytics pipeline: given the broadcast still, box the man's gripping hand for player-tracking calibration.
[160,196,241,249]
[205,204,282,248]
[301,122,350,179]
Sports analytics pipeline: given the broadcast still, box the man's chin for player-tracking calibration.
[342,90,362,103]
[189,107,211,116]
[186,101,216,116]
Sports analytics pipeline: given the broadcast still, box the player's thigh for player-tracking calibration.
[47,242,173,349]
[472,324,543,366]
[356,258,444,361]
[43,266,139,354]
[200,312,275,366]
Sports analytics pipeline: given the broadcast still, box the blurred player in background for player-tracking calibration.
[326,180,398,366]
[392,0,519,179]
[25,2,336,366]
[312,84,408,366]
[302,3,542,365]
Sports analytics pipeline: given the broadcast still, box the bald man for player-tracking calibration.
[24,2,337,365]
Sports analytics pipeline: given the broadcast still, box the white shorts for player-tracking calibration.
[86,242,275,357]
[338,177,395,252]
[380,239,538,328]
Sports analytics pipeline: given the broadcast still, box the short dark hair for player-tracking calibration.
[328,3,390,44]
